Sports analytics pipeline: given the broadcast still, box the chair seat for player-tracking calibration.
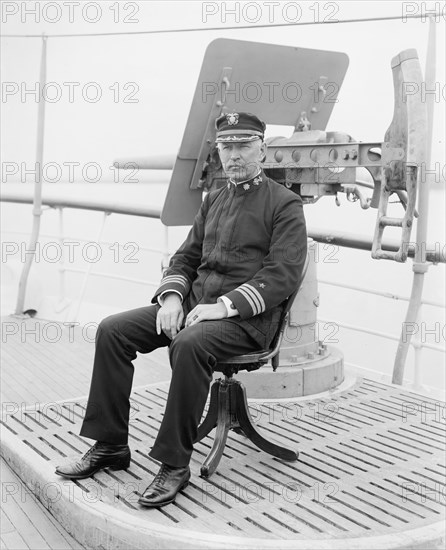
[217,348,271,365]
[214,348,271,376]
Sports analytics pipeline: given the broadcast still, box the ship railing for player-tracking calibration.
[1,190,444,394]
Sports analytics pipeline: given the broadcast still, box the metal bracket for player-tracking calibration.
[380,143,405,166]
[190,66,233,189]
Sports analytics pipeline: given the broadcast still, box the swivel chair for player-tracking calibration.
[195,261,308,478]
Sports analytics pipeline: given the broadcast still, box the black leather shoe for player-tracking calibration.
[55,442,130,479]
[138,463,190,507]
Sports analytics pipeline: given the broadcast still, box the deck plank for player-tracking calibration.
[1,314,445,545]
[0,459,80,550]
[1,315,171,406]
[1,531,30,550]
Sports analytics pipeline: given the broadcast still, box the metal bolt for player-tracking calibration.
[351,150,358,160]
[319,343,328,355]
[274,150,284,163]
[342,150,349,160]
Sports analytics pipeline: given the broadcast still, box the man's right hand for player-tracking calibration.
[156,293,184,339]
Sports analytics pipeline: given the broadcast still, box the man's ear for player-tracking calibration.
[259,141,267,163]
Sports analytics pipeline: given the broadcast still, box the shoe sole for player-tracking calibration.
[55,455,131,480]
[138,477,190,508]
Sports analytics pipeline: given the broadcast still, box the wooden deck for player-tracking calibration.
[0,314,171,404]
[1,315,445,549]
[0,458,81,550]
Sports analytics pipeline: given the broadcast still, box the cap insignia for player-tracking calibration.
[226,113,239,125]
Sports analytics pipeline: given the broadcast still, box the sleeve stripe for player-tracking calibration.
[243,286,263,315]
[238,286,260,315]
[245,283,266,313]
[236,287,259,315]
[239,284,266,314]
[161,275,188,283]
[161,281,187,289]
[161,279,187,287]
[161,276,188,289]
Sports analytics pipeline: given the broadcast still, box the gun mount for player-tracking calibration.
[162,39,427,264]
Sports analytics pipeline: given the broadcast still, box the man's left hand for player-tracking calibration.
[185,302,228,327]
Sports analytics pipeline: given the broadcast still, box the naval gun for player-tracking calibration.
[162,38,426,264]
[159,39,427,397]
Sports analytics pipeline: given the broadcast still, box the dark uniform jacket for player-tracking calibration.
[152,171,307,349]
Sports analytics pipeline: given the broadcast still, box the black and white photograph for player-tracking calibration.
[1,1,445,548]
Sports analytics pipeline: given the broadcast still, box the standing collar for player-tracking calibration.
[227,170,264,195]
[228,169,262,187]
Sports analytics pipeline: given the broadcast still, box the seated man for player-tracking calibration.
[55,112,307,508]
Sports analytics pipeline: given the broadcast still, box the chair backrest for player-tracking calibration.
[269,254,310,369]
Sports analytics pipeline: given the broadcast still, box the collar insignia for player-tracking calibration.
[226,113,239,125]
[253,176,262,186]
[243,183,250,191]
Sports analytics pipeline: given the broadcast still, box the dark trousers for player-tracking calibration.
[80,305,259,467]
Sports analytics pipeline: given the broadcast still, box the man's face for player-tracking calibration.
[217,139,266,182]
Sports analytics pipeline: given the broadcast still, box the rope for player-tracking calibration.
[1,13,440,38]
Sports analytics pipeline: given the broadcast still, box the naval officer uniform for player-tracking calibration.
[56,112,307,506]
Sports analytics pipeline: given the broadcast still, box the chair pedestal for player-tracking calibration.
[196,376,298,478]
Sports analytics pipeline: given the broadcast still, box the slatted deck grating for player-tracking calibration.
[1,377,445,543]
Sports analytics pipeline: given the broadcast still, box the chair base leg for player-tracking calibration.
[200,382,231,478]
[197,377,298,478]
[234,382,298,462]
[195,381,219,443]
